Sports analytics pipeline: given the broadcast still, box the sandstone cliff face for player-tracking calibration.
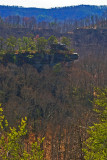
[1,52,79,71]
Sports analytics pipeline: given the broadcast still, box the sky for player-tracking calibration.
[0,0,107,8]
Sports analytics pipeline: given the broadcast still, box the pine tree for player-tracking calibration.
[0,104,44,160]
[83,88,107,160]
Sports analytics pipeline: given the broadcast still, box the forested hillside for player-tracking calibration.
[0,5,107,22]
[0,5,107,160]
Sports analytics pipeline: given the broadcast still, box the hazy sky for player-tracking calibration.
[0,0,107,8]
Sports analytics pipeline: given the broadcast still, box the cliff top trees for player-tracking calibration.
[61,36,70,47]
[0,37,4,51]
[36,37,47,53]
[6,36,17,53]
[48,35,58,46]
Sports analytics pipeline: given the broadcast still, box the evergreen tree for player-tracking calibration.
[83,88,107,160]
[0,104,44,160]
[36,37,47,53]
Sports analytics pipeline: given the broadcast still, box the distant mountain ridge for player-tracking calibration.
[0,5,107,22]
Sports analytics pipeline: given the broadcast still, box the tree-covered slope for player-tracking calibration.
[0,5,107,21]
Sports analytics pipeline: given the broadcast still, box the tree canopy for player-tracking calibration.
[83,88,107,160]
[0,104,44,160]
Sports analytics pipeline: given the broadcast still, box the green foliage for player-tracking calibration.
[53,63,61,73]
[48,35,58,46]
[93,88,107,119]
[28,37,36,51]
[0,36,4,50]
[36,37,47,53]
[17,38,23,52]
[22,37,30,52]
[0,104,44,160]
[61,36,70,47]
[83,88,107,160]
[26,54,34,59]
[0,104,8,130]
[6,36,17,53]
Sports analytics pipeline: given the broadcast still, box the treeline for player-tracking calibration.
[0,35,74,71]
[2,14,107,29]
[0,5,106,21]
[0,35,70,55]
[0,11,107,34]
